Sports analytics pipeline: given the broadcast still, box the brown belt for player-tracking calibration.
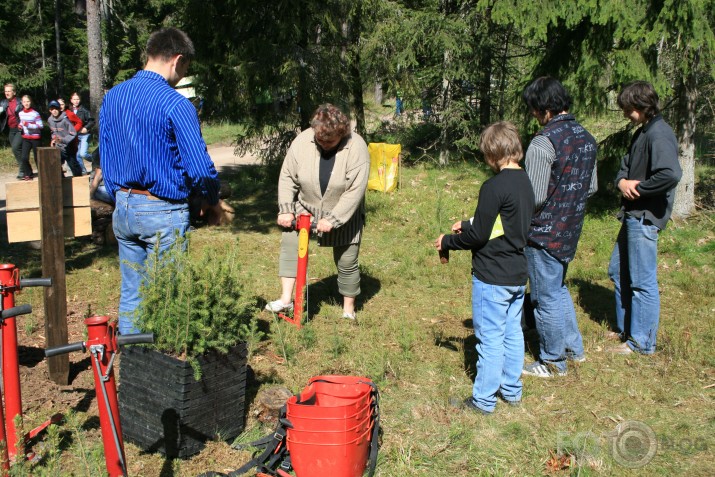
[119,187,160,200]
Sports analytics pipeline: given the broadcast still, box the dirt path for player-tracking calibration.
[0,145,259,214]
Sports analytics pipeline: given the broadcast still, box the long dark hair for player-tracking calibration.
[617,81,660,120]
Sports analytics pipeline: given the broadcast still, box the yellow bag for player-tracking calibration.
[368,143,401,192]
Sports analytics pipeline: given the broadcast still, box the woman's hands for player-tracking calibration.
[277,213,295,228]
[316,218,333,233]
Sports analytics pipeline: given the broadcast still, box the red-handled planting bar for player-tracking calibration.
[45,316,153,477]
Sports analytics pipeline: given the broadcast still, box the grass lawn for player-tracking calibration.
[3,157,712,476]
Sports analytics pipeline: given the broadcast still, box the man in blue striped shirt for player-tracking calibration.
[100,27,227,335]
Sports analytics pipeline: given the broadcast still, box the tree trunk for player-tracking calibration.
[55,0,64,95]
[39,0,48,98]
[374,81,383,105]
[100,0,111,87]
[439,50,452,166]
[348,2,365,136]
[86,0,104,119]
[296,3,311,130]
[672,55,698,219]
[478,7,493,127]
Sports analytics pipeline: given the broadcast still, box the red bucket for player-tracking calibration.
[287,413,373,443]
[286,396,372,430]
[285,376,376,477]
[287,378,373,420]
[287,424,372,477]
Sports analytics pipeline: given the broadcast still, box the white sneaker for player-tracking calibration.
[265,299,293,313]
[342,312,356,320]
[522,361,566,378]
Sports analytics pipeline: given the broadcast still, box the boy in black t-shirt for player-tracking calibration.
[436,122,534,414]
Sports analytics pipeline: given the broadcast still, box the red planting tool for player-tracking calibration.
[277,214,317,329]
[45,316,154,477]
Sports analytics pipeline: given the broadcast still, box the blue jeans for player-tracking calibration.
[471,275,525,413]
[526,246,584,372]
[607,216,660,354]
[113,191,190,335]
[92,185,114,205]
[77,134,90,171]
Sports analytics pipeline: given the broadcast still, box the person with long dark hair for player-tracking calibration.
[607,81,682,355]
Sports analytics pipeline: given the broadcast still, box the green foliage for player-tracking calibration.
[136,234,258,379]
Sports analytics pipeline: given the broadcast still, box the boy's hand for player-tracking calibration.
[435,234,445,251]
[451,220,463,233]
[618,179,641,200]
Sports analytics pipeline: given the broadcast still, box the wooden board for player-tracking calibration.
[6,176,90,211]
[6,207,91,243]
[5,176,92,243]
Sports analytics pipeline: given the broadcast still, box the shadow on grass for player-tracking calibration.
[572,278,617,330]
[220,164,279,235]
[303,273,381,318]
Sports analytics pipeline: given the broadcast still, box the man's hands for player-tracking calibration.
[201,199,234,226]
[618,179,641,201]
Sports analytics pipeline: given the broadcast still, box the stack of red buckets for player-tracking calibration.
[286,376,376,477]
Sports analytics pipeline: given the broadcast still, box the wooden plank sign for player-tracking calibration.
[6,176,92,243]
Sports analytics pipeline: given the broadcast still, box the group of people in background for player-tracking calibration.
[0,84,95,181]
[437,77,682,415]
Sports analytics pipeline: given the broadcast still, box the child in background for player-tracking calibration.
[47,100,81,176]
[435,122,535,414]
[58,97,86,175]
[18,95,43,180]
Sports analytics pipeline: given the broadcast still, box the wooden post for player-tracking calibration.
[38,148,69,385]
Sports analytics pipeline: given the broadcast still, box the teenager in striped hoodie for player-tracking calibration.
[18,95,43,180]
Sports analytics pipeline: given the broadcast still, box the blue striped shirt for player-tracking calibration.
[99,70,220,204]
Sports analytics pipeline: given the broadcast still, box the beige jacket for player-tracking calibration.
[278,128,370,246]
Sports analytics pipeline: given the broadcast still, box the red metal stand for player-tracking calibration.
[278,214,313,329]
[0,264,56,469]
[0,264,21,463]
[45,317,153,477]
[85,316,126,477]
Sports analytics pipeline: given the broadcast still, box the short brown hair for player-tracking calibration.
[480,121,523,169]
[146,27,195,63]
[310,104,350,141]
[617,81,660,120]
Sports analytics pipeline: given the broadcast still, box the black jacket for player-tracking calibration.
[0,97,23,133]
[615,115,682,229]
[72,105,95,133]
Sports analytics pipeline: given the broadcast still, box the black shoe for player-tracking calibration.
[450,397,492,415]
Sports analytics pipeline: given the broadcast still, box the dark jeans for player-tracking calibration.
[20,138,40,177]
[8,129,23,177]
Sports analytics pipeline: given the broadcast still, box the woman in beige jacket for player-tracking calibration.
[265,104,370,319]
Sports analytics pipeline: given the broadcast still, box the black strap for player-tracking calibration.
[198,411,291,477]
[198,378,381,477]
